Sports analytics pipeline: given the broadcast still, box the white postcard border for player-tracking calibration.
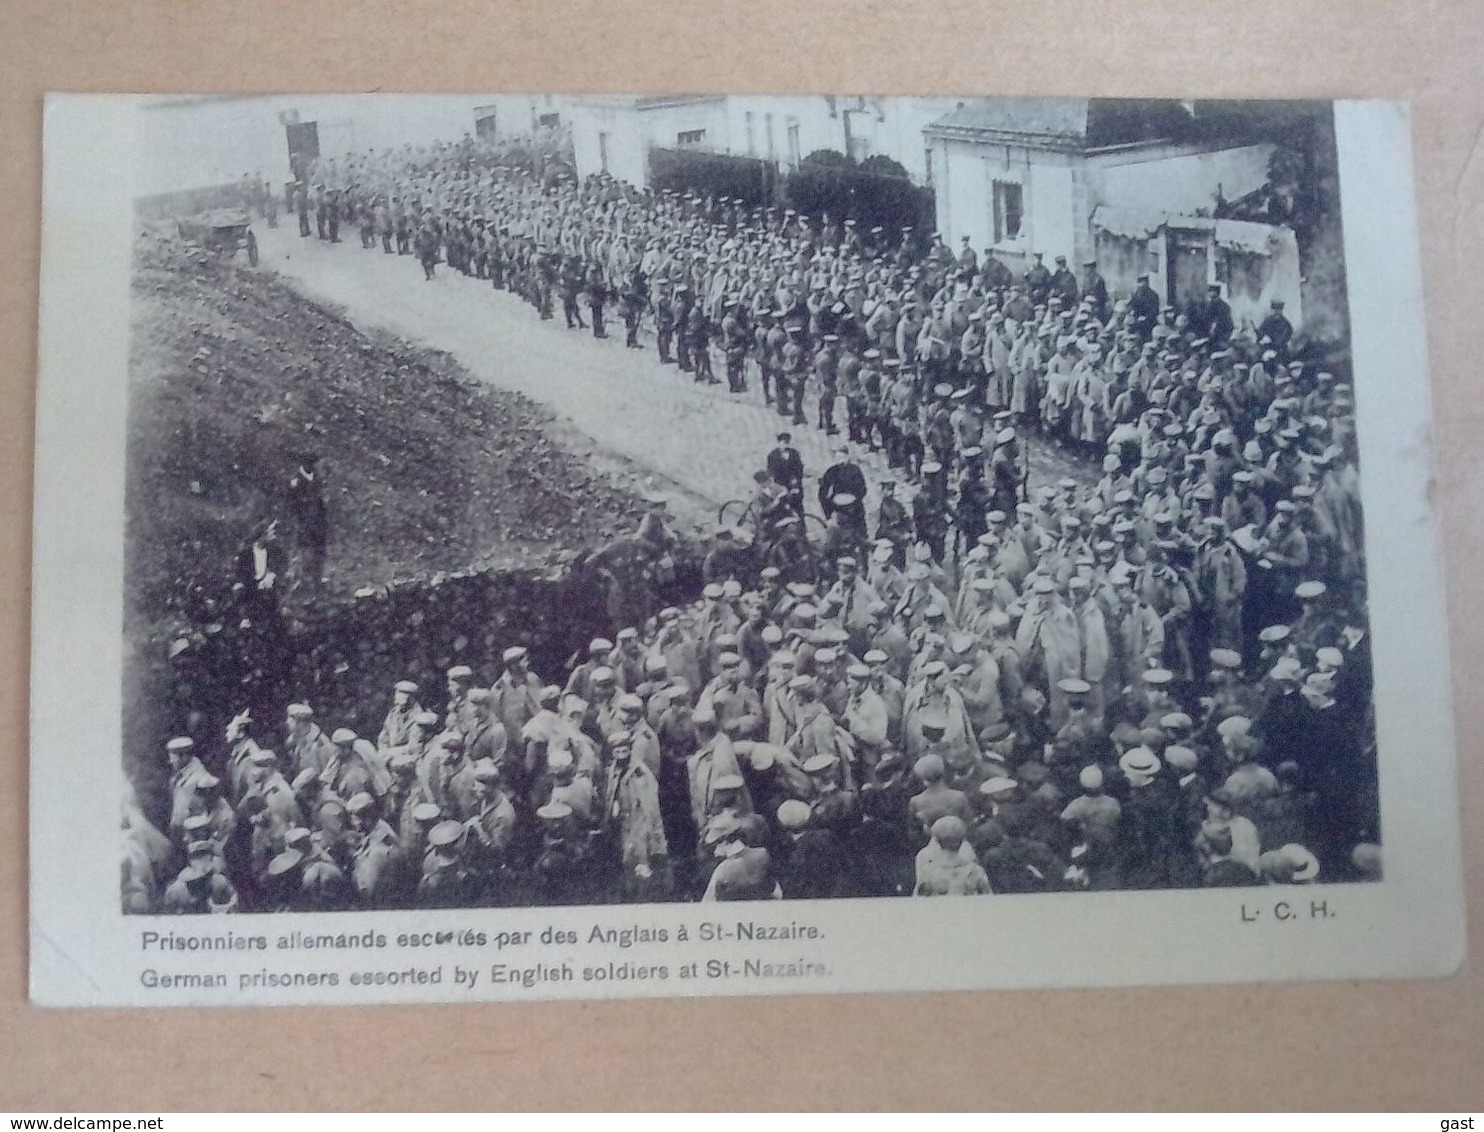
[27,96,1466,1007]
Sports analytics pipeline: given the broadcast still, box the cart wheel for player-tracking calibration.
[718,499,754,531]
[246,231,259,267]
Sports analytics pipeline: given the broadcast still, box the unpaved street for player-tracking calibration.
[255,224,1088,535]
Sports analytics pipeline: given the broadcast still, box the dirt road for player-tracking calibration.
[255,224,1090,534]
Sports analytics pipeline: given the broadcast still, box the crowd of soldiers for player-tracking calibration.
[125,506,1377,914]
[269,138,1315,495]
[125,138,1380,912]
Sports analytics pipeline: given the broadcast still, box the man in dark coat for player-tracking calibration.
[766,432,805,515]
[1082,258,1110,322]
[1129,273,1160,340]
[818,445,867,520]
[1257,299,1295,356]
[286,455,328,588]
[774,799,847,899]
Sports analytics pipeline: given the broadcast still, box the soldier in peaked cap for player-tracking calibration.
[378,679,425,751]
[766,432,806,516]
[1258,298,1294,356]
[418,819,472,907]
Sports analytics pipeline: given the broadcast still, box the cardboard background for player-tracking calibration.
[1,0,1481,1110]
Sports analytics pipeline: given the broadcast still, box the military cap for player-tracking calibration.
[1210,648,1243,670]
[920,462,943,477]
[932,383,954,398]
[977,718,1013,745]
[792,602,818,619]
[930,815,967,843]
[166,736,195,753]
[411,802,443,824]
[1142,668,1174,686]
[267,849,305,877]
[1120,747,1163,780]
[331,727,357,744]
[759,624,784,645]
[746,745,776,772]
[913,754,945,781]
[1078,765,1105,791]
[1031,577,1057,595]
[777,799,812,830]
[617,626,639,642]
[413,709,440,727]
[691,703,717,726]
[1258,624,1291,644]
[1280,843,1320,882]
[290,767,321,793]
[1163,744,1199,772]
[537,684,563,706]
[388,751,417,775]
[1057,677,1092,696]
[394,679,420,693]
[980,776,1018,797]
[428,820,464,850]
[703,813,742,846]
[501,645,529,664]
[447,665,474,681]
[589,637,614,654]
[787,673,818,693]
[863,649,890,665]
[182,813,212,836]
[1160,712,1194,733]
[1316,646,1345,670]
[1268,657,1303,683]
[617,693,645,713]
[1295,580,1327,600]
[345,791,376,815]
[591,665,618,686]
[286,704,315,721]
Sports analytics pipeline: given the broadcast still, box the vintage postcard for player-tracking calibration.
[29,94,1463,1006]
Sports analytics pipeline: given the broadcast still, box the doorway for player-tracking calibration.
[285,120,320,183]
[1167,229,1211,312]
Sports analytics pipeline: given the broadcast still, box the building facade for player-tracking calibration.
[567,94,958,188]
[926,99,1332,337]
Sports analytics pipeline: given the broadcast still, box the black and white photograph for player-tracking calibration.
[117,94,1380,914]
[25,93,1463,1006]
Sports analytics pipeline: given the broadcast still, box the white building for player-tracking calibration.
[567,94,959,187]
[925,98,1315,333]
[134,93,572,203]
